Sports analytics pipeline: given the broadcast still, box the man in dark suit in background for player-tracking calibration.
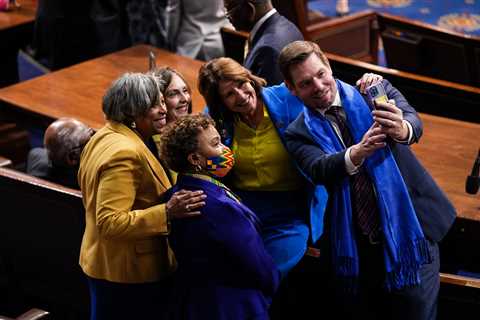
[224,0,303,85]
[279,41,456,320]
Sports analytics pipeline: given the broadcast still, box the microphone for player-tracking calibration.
[466,149,480,194]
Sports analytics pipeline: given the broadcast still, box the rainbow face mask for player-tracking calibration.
[205,146,235,178]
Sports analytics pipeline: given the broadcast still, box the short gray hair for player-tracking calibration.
[102,72,161,124]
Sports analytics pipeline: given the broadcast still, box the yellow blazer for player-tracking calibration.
[78,121,176,283]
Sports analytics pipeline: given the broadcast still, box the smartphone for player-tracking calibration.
[366,82,388,107]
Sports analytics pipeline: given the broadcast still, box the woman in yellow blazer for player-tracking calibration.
[78,73,206,320]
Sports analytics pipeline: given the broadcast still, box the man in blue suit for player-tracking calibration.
[224,0,303,85]
[279,41,456,320]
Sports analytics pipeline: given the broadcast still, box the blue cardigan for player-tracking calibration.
[167,174,280,320]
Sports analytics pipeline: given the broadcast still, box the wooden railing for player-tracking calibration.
[0,167,89,317]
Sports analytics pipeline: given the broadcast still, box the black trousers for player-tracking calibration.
[87,276,173,320]
[271,235,440,320]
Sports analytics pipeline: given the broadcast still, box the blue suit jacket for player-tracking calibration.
[167,175,280,320]
[284,80,456,242]
[244,12,303,86]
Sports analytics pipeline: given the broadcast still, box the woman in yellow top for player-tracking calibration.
[198,58,312,280]
[78,73,205,320]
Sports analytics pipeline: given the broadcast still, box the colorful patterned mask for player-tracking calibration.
[206,146,235,178]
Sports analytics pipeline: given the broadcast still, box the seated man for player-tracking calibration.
[26,118,93,189]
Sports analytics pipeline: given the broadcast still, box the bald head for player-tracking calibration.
[44,118,93,167]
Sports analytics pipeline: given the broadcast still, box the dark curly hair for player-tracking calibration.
[160,114,216,173]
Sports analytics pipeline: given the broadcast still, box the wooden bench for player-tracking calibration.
[438,272,480,319]
[222,6,379,64]
[273,2,378,62]
[0,155,12,168]
[0,122,30,167]
[0,167,89,318]
[377,12,480,87]
[304,10,379,64]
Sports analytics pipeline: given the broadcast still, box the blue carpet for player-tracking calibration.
[17,50,50,82]
[308,0,480,36]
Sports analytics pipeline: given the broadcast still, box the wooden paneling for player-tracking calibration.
[0,167,88,318]
[306,10,379,64]
[327,53,480,123]
[272,1,379,63]
[378,12,480,87]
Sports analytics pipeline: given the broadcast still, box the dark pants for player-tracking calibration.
[87,276,173,320]
[326,235,440,320]
[277,233,440,320]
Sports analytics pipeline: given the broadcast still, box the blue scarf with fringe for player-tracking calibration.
[303,80,431,290]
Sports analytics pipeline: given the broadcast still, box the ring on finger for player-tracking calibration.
[186,204,190,211]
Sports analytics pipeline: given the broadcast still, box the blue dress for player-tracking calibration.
[167,174,280,320]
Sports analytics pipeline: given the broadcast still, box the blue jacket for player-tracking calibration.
[167,174,280,320]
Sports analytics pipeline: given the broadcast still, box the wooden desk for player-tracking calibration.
[0,0,36,31]
[0,0,37,87]
[413,113,480,222]
[0,44,206,129]
[415,114,480,274]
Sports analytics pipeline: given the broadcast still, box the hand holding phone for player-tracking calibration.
[366,82,388,108]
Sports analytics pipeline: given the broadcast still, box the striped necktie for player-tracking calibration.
[325,106,380,239]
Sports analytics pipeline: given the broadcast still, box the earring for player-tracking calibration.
[131,121,136,129]
[195,164,202,172]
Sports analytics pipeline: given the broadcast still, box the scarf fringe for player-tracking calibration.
[385,238,431,290]
[334,256,358,295]
[334,256,356,277]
